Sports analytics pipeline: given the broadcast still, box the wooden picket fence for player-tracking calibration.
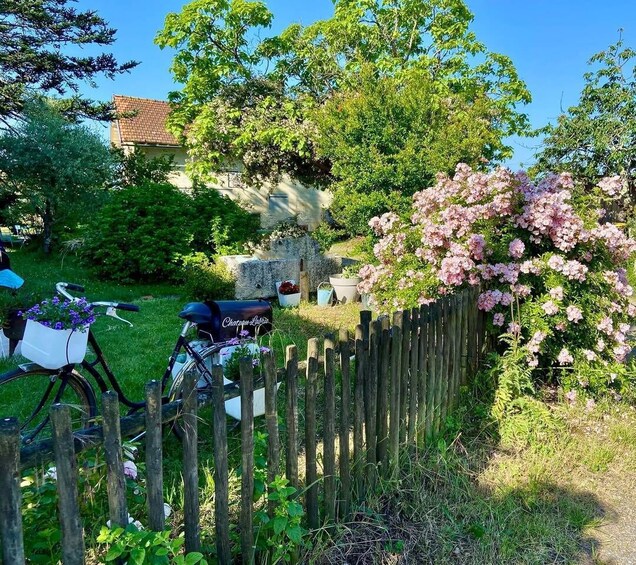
[0,288,487,564]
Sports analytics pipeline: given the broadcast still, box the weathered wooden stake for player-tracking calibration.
[305,338,320,530]
[417,306,429,447]
[212,366,231,565]
[399,310,411,443]
[353,325,365,498]
[264,351,279,488]
[182,370,200,553]
[408,308,420,444]
[323,335,336,523]
[425,303,437,443]
[376,326,390,470]
[434,301,444,436]
[239,358,255,562]
[51,404,85,565]
[299,270,310,302]
[338,328,351,518]
[0,418,25,565]
[365,321,379,490]
[389,312,402,473]
[145,380,164,532]
[285,345,299,490]
[102,391,128,529]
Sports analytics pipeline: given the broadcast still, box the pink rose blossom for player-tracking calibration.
[557,348,573,364]
[508,238,525,259]
[566,305,583,323]
[542,301,559,315]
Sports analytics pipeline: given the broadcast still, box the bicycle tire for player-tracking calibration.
[0,364,97,445]
[168,344,255,439]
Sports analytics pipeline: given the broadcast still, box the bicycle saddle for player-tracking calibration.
[178,302,212,324]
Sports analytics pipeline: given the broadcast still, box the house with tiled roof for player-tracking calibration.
[111,95,330,229]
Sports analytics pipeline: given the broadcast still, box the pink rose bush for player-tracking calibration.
[359,164,636,394]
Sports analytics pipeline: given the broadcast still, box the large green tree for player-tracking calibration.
[0,99,114,252]
[534,37,636,201]
[0,0,137,123]
[157,0,531,231]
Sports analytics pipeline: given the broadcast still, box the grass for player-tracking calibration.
[306,394,636,564]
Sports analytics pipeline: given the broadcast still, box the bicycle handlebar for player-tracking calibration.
[113,303,139,312]
[55,282,140,314]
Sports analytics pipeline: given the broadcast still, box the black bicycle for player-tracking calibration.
[0,282,272,444]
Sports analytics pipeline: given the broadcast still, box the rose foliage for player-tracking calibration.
[359,164,636,394]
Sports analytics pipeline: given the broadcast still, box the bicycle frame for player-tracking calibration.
[73,320,219,412]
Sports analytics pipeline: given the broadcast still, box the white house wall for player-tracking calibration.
[129,145,331,229]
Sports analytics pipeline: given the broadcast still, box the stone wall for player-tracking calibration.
[219,236,358,300]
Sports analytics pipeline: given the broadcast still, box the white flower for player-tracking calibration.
[123,461,138,480]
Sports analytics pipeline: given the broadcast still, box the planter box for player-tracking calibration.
[21,319,89,369]
[329,275,361,304]
[278,292,301,308]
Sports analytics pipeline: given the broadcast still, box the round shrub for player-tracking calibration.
[82,182,191,282]
[189,185,260,255]
[180,253,235,300]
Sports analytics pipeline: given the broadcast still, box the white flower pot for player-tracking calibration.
[278,292,301,308]
[329,275,361,304]
[21,319,89,369]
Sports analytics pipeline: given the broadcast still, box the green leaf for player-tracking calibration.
[131,548,146,565]
[286,525,303,544]
[104,546,123,561]
[273,515,288,535]
[185,552,205,564]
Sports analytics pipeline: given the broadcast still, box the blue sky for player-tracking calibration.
[76,0,636,169]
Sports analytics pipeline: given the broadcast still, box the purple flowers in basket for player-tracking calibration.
[20,296,96,332]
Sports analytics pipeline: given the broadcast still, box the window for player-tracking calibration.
[268,194,291,216]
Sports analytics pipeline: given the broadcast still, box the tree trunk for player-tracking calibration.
[43,200,53,254]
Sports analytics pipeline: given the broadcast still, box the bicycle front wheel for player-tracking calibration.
[0,364,97,445]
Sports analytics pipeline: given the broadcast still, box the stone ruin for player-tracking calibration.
[218,235,356,300]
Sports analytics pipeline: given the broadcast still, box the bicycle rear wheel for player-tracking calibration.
[0,364,97,445]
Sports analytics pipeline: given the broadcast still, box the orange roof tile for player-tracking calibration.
[113,95,180,147]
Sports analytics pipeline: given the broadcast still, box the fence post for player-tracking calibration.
[145,380,164,532]
[285,345,299,490]
[0,417,25,565]
[338,329,351,518]
[389,312,402,474]
[305,338,320,530]
[433,300,444,436]
[182,370,200,553]
[460,290,469,385]
[102,391,128,529]
[240,358,255,562]
[264,351,280,503]
[466,288,477,377]
[365,320,379,490]
[353,324,365,499]
[212,365,231,565]
[451,294,463,410]
[425,303,437,444]
[376,324,390,471]
[323,335,336,523]
[399,310,411,443]
[51,404,85,565]
[408,308,420,444]
[417,305,429,448]
[440,299,452,429]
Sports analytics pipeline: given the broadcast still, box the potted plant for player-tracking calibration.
[277,280,301,308]
[329,264,361,303]
[0,286,49,356]
[20,296,96,369]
